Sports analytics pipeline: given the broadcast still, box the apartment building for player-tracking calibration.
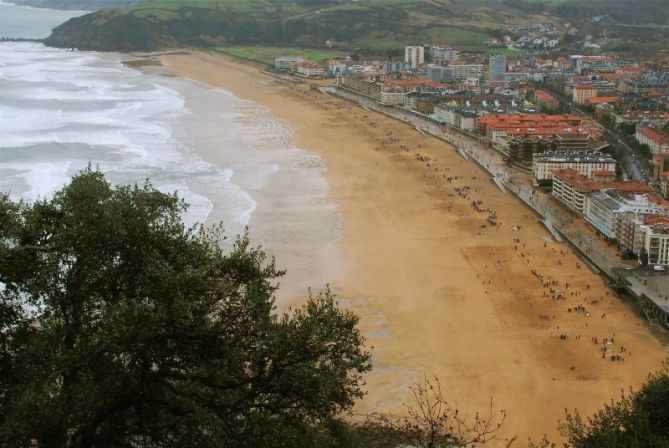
[636,126,669,154]
[405,46,425,68]
[477,114,601,144]
[613,111,669,127]
[572,84,597,104]
[295,62,326,78]
[449,63,484,83]
[274,56,305,71]
[585,190,664,239]
[532,151,616,182]
[552,168,652,214]
[488,54,507,81]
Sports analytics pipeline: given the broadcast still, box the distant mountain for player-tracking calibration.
[10,0,145,11]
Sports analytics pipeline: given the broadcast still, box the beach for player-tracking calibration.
[144,50,667,443]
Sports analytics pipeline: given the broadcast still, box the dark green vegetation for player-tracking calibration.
[44,0,543,53]
[44,0,669,56]
[0,169,371,447]
[2,170,669,446]
[532,364,669,448]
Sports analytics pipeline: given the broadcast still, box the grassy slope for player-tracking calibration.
[44,0,501,51]
[216,46,340,65]
[47,0,612,54]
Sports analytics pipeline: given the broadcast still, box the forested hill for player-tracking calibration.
[43,0,668,53]
[42,0,534,52]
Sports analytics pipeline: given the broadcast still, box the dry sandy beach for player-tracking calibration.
[140,50,667,443]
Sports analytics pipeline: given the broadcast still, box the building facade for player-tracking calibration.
[585,191,666,240]
[572,84,597,104]
[429,46,458,62]
[639,221,669,266]
[405,46,425,68]
[295,62,326,78]
[532,151,616,182]
[636,126,669,154]
[488,54,507,81]
[450,63,484,83]
[274,56,305,71]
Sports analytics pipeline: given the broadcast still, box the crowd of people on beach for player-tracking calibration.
[312,85,639,376]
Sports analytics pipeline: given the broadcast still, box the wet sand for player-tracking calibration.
[145,50,667,443]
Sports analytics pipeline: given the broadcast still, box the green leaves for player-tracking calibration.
[558,362,669,448]
[0,168,370,447]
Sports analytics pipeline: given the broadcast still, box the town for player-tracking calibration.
[272,41,669,328]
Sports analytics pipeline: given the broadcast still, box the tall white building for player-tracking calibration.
[488,53,507,81]
[584,190,666,240]
[639,222,669,266]
[449,64,483,83]
[404,46,425,68]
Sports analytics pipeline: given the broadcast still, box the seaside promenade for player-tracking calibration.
[329,86,652,309]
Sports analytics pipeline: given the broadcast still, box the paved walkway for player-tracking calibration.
[330,87,624,277]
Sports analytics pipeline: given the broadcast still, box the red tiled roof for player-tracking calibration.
[637,126,669,144]
[553,168,651,193]
[535,90,558,102]
[478,114,601,136]
[587,96,618,104]
[644,215,669,225]
[384,79,446,88]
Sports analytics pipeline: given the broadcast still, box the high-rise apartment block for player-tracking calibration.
[404,46,425,68]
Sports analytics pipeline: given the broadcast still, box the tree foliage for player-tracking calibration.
[350,375,508,448]
[0,168,371,447]
[531,362,669,448]
[560,363,669,448]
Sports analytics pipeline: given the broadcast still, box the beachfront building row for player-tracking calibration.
[635,126,669,154]
[551,168,652,214]
[274,56,305,71]
[295,62,326,78]
[431,104,477,131]
[476,114,602,145]
[584,190,668,240]
[638,218,669,266]
[532,151,616,182]
[617,213,669,259]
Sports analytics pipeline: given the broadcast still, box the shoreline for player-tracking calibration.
[141,49,667,443]
[127,54,344,307]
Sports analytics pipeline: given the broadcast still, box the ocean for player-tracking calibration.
[0,2,342,300]
[0,2,278,234]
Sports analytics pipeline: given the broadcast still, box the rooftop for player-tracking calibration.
[587,96,618,104]
[637,126,669,144]
[535,151,615,163]
[553,168,652,193]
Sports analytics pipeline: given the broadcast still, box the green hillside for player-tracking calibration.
[44,0,666,54]
[44,0,540,52]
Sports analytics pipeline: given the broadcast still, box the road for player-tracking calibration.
[568,103,647,182]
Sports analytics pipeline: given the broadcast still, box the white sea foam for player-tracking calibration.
[0,42,256,233]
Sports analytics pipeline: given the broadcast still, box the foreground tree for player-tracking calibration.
[531,363,669,448]
[349,375,508,448]
[0,168,371,447]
